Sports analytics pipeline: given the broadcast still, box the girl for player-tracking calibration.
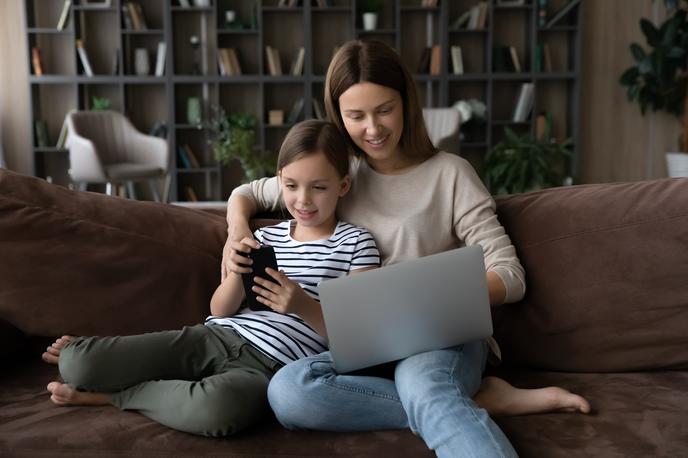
[43,119,380,437]
[222,40,590,457]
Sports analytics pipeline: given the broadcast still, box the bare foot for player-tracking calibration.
[475,376,591,417]
[46,381,112,407]
[41,335,75,365]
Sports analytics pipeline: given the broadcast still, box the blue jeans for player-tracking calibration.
[267,340,518,458]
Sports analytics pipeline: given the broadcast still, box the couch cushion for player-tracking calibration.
[493,369,688,458]
[493,178,688,372]
[0,169,227,337]
[0,360,432,457]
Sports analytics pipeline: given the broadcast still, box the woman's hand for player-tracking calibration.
[221,228,261,280]
[252,268,311,315]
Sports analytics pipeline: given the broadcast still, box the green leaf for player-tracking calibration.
[619,66,639,86]
[630,43,647,62]
[641,19,661,47]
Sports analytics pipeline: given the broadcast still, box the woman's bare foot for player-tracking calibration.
[46,381,112,407]
[475,376,591,417]
[41,336,75,365]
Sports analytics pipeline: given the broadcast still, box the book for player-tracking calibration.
[184,186,199,202]
[183,144,201,168]
[467,5,481,30]
[290,47,305,76]
[512,82,535,122]
[509,46,522,73]
[154,42,166,76]
[56,0,72,30]
[227,48,242,75]
[265,46,282,76]
[127,1,148,30]
[492,47,514,72]
[476,1,489,29]
[31,47,43,76]
[429,45,441,76]
[34,120,49,147]
[417,47,431,73]
[450,9,473,30]
[177,146,191,169]
[545,0,580,28]
[56,117,69,149]
[287,97,304,124]
[76,39,94,76]
[450,45,464,75]
[121,5,133,29]
[535,112,552,142]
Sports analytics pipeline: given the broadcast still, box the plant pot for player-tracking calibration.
[134,48,150,76]
[362,13,378,31]
[666,152,688,177]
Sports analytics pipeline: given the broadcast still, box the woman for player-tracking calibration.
[222,40,588,457]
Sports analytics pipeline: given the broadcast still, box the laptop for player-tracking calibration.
[318,245,492,373]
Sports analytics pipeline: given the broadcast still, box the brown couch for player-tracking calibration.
[1,169,687,457]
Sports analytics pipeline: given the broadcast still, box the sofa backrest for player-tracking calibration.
[493,178,688,372]
[0,169,227,337]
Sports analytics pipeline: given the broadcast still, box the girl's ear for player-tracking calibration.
[339,175,351,197]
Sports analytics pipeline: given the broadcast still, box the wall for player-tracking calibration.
[0,0,31,174]
[579,0,682,182]
[0,0,682,183]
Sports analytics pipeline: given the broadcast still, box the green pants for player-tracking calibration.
[59,324,281,437]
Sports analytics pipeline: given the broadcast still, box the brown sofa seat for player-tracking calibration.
[1,169,687,457]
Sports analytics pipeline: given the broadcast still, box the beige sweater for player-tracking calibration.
[231,152,526,304]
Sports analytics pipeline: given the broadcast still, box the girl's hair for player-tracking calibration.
[277,119,351,178]
[324,39,436,160]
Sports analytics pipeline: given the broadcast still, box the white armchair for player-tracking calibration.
[66,110,170,202]
[422,108,461,154]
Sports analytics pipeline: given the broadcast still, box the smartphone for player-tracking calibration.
[239,245,279,311]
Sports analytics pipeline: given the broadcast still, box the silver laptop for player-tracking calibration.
[318,245,492,373]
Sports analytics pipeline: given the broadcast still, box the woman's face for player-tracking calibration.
[338,82,405,170]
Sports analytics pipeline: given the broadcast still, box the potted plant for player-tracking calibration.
[483,128,572,195]
[360,0,383,31]
[208,106,276,183]
[619,1,688,176]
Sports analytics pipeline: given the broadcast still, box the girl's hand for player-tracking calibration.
[252,268,311,315]
[221,230,261,279]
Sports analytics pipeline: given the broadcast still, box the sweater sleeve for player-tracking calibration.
[452,158,526,304]
[228,176,283,213]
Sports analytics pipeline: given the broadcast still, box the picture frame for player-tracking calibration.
[82,0,112,7]
[496,0,526,6]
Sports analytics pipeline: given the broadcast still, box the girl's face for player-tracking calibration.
[279,151,351,238]
[338,82,405,172]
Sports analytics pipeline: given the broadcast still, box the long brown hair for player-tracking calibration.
[324,39,436,159]
[277,119,351,178]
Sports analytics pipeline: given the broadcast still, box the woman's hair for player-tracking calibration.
[324,39,436,159]
[277,119,351,178]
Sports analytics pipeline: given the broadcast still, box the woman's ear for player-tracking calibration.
[339,175,351,197]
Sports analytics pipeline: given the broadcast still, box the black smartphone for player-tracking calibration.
[239,245,279,311]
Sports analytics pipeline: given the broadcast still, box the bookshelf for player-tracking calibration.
[24,0,581,201]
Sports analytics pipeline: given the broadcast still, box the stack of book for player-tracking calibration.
[217,48,242,76]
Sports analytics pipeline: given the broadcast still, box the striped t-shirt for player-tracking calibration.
[206,220,380,366]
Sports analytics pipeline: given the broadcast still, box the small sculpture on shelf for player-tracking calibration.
[189,35,201,75]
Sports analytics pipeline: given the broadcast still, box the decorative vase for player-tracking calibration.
[666,152,688,177]
[187,97,202,125]
[134,48,150,76]
[362,12,378,31]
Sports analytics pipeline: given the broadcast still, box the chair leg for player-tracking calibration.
[161,174,171,204]
[105,182,116,196]
[148,179,161,202]
[78,182,87,191]
[126,181,137,200]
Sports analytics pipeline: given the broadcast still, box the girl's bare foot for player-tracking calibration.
[46,381,112,407]
[41,336,75,365]
[475,376,591,417]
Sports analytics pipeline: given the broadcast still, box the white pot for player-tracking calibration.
[362,12,378,31]
[134,48,150,76]
[666,152,688,177]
